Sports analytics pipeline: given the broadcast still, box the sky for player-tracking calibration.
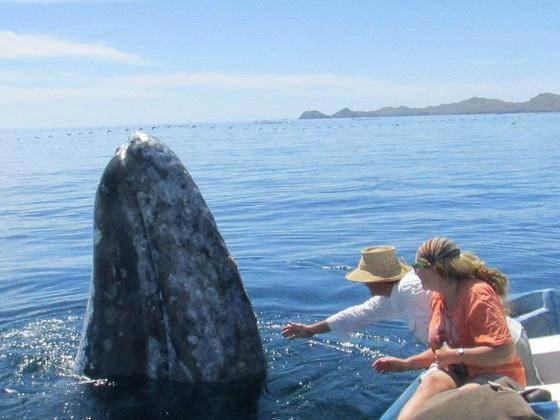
[1,0,559,129]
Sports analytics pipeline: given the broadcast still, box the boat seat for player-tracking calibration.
[530,334,560,386]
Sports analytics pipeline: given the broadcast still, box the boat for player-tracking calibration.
[379,288,560,419]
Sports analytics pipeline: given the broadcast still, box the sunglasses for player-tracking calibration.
[412,261,431,269]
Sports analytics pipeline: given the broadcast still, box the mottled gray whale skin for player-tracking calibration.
[76,133,266,384]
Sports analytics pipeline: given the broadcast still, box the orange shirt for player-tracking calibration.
[428,279,526,386]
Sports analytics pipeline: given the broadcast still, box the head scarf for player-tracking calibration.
[416,237,461,265]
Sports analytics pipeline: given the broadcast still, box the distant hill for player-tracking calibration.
[299,110,329,119]
[299,93,560,119]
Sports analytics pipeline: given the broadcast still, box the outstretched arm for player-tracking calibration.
[373,348,435,373]
[281,320,331,339]
[282,295,393,340]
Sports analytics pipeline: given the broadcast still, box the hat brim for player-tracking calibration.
[345,263,411,283]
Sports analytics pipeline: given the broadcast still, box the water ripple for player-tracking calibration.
[1,114,559,418]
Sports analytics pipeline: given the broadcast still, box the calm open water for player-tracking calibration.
[1,113,559,419]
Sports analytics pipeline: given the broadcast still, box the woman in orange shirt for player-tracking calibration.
[373,237,525,420]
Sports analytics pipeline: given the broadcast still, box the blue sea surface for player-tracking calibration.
[0,114,559,419]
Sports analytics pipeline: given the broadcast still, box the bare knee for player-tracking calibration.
[398,371,457,420]
[418,371,457,393]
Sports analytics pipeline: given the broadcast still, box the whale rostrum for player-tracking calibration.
[75,132,266,383]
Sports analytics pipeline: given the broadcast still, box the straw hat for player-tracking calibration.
[346,246,411,283]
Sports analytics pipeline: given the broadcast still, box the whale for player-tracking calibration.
[75,132,266,384]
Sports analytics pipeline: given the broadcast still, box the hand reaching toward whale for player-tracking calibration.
[281,320,330,339]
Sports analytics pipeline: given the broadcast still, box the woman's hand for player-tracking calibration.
[373,348,436,373]
[372,356,410,373]
[434,342,460,368]
[281,322,313,339]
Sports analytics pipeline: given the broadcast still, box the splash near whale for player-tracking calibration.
[76,133,266,384]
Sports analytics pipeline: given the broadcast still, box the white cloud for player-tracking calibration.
[1,70,559,128]
[0,69,34,83]
[1,69,558,110]
[0,70,368,90]
[111,73,364,90]
[0,85,161,103]
[109,72,560,105]
[0,31,147,64]
[108,72,411,98]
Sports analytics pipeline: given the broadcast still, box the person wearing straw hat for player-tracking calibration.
[282,245,431,345]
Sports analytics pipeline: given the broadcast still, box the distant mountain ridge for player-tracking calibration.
[299,93,560,119]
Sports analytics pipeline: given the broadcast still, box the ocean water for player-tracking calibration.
[0,113,559,419]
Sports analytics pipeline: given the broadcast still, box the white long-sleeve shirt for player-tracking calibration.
[326,271,431,345]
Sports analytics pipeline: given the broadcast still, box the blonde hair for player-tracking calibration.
[416,237,508,297]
